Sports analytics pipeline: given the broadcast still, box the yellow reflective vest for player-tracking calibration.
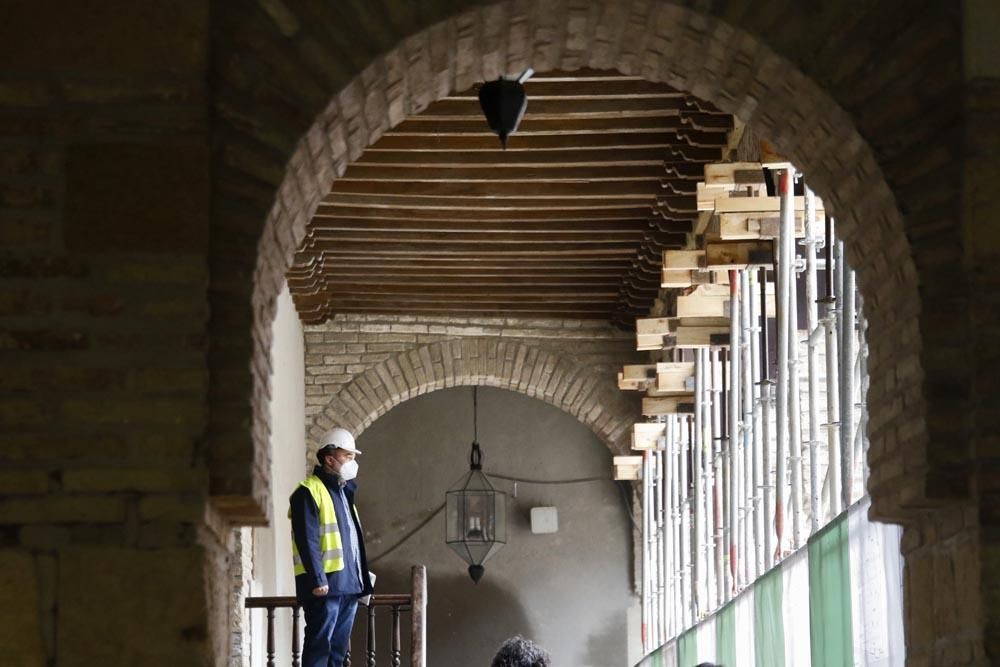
[290,475,345,576]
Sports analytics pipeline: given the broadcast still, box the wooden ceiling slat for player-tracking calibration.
[473,79,687,97]
[302,230,655,244]
[298,285,623,298]
[315,205,657,222]
[296,296,619,308]
[338,165,673,182]
[329,180,689,198]
[321,194,656,209]
[296,308,617,324]
[309,219,659,233]
[386,117,726,135]
[355,147,680,167]
[297,240,641,255]
[369,132,718,151]
[419,97,687,118]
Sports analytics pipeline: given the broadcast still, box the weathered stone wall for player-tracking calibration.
[302,314,644,454]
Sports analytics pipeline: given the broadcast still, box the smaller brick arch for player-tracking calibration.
[306,338,639,458]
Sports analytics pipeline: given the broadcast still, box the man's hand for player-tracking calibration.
[312,585,329,597]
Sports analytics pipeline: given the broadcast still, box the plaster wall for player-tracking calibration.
[249,284,307,666]
[351,386,634,667]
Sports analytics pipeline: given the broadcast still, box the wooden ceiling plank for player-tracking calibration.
[329,180,682,198]
[302,230,651,243]
[385,117,725,135]
[354,147,680,167]
[322,194,656,209]
[314,205,657,223]
[368,132,716,151]
[418,97,687,117]
[338,165,671,182]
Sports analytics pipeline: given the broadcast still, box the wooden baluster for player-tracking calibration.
[345,638,352,667]
[266,607,276,667]
[367,605,377,667]
[391,605,401,667]
[291,605,301,667]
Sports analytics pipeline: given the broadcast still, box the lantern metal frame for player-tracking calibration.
[445,387,507,582]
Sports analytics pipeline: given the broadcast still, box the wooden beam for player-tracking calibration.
[387,117,727,136]
[329,180,679,198]
[310,216,658,237]
[355,147,689,167]
[656,362,696,393]
[704,240,775,269]
[368,132,723,152]
[314,205,657,222]
[303,229,654,244]
[296,307,616,324]
[418,97,688,118]
[292,256,637,268]
[322,194,656,210]
[617,364,658,391]
[339,165,674,182]
[631,423,665,450]
[296,284,622,298]
[642,395,696,416]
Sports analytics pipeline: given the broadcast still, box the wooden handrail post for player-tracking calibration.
[266,607,276,667]
[410,565,426,667]
[292,605,301,667]
[367,605,377,667]
[391,605,402,667]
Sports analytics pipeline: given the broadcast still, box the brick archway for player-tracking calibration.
[306,338,638,458]
[208,1,976,661]
[233,0,937,523]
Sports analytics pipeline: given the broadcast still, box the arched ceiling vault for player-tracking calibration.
[286,69,734,326]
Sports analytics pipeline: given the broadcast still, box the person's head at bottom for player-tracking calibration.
[491,635,550,667]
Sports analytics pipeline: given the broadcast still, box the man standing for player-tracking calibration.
[290,427,373,667]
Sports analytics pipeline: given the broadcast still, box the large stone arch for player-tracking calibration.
[211,0,962,528]
[305,338,639,458]
[206,2,979,661]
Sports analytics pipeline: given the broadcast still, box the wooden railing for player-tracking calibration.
[246,565,426,667]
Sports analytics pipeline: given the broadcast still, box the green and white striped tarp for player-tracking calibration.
[638,498,904,667]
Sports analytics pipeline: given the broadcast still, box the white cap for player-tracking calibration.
[318,427,362,455]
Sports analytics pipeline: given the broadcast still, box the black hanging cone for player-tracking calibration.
[468,564,485,583]
[477,77,527,149]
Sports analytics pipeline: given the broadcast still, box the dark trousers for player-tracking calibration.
[301,593,359,667]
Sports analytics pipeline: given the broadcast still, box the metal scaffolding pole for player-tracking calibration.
[803,185,822,535]
[680,416,693,628]
[642,451,651,651]
[758,267,774,570]
[840,246,856,510]
[827,232,843,516]
[655,450,665,647]
[729,272,742,593]
[666,418,678,638]
[785,173,804,550]
[710,348,724,607]
[858,307,871,493]
[693,351,706,616]
[775,168,792,560]
[740,270,757,583]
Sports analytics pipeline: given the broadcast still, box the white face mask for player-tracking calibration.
[338,459,359,481]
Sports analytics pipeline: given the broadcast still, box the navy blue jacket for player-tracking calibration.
[290,466,373,599]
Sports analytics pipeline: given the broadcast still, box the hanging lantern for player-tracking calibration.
[477,68,534,149]
[445,387,507,583]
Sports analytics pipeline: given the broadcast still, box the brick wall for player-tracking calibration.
[302,314,645,456]
[0,4,221,665]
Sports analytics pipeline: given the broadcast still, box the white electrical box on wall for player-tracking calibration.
[530,506,558,534]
